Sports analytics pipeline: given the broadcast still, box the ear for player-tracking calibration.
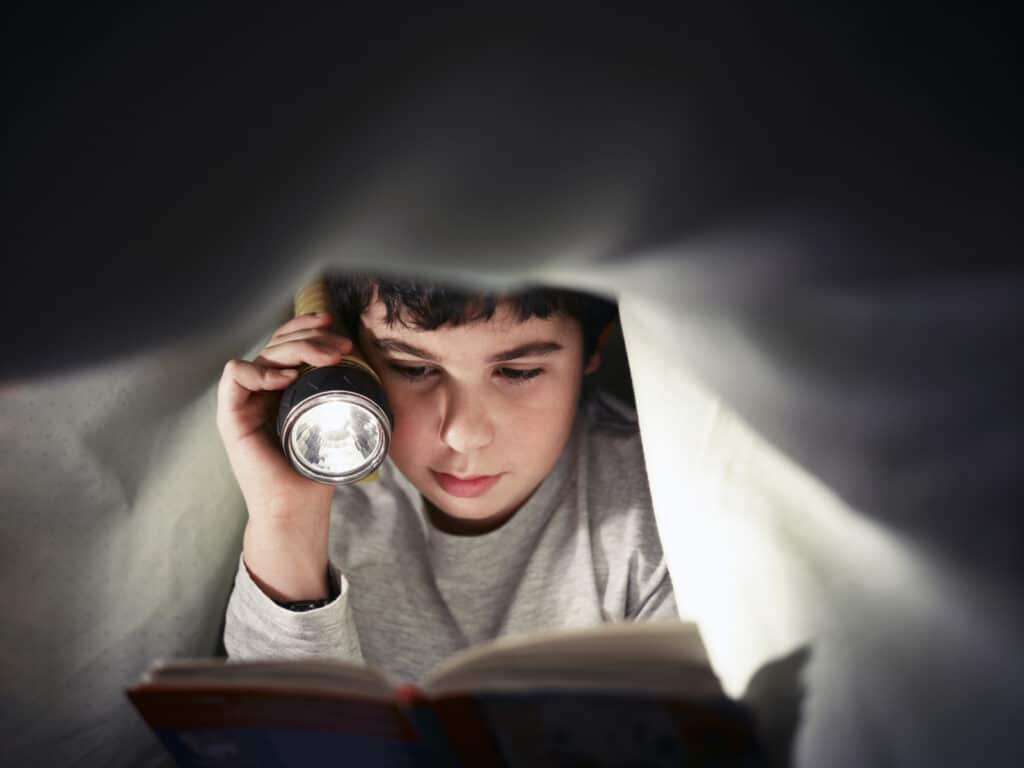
[584,322,615,375]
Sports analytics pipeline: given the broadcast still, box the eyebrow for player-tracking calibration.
[372,338,564,364]
[487,341,564,363]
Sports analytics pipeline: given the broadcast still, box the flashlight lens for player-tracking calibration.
[289,400,384,476]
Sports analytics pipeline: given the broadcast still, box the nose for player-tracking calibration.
[439,384,494,454]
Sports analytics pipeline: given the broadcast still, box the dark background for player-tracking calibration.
[2,5,1020,766]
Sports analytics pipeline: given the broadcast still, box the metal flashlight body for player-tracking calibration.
[276,278,394,485]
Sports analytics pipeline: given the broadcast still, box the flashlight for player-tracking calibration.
[276,278,394,484]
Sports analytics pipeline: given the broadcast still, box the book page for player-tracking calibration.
[138,658,398,701]
[423,620,722,698]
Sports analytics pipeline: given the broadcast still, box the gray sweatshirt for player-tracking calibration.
[224,390,677,682]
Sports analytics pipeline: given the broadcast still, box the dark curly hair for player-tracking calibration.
[327,273,617,359]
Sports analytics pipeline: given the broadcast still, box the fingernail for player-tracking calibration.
[281,369,299,378]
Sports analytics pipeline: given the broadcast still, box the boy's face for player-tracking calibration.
[358,298,594,531]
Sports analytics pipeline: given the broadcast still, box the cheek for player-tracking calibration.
[385,388,437,460]
[503,385,579,456]
[523,403,574,454]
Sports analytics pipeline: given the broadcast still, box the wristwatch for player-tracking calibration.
[274,569,339,612]
[275,597,332,612]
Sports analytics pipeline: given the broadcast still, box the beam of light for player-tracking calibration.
[619,295,1024,766]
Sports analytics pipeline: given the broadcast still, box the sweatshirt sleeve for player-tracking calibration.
[586,390,680,623]
[223,554,364,662]
[630,557,679,621]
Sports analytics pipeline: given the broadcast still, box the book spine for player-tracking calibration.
[428,695,506,768]
[395,685,464,768]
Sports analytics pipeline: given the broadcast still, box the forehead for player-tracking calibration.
[359,298,582,350]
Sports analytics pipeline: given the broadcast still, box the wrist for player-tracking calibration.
[243,521,330,602]
[243,552,330,603]
[245,484,334,526]
[274,568,340,611]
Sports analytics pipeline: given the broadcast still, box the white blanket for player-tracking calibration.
[2,7,1020,766]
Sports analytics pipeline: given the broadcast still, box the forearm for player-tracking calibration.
[242,511,331,602]
[224,554,364,662]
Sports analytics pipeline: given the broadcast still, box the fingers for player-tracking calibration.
[219,359,298,411]
[262,313,354,367]
[269,328,354,350]
[271,312,334,341]
[217,312,356,439]
[254,338,349,369]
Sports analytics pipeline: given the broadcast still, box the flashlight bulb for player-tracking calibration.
[289,400,384,477]
[277,362,393,485]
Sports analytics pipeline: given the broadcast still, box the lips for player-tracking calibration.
[431,471,502,498]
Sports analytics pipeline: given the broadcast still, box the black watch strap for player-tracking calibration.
[275,597,332,612]
[274,569,339,612]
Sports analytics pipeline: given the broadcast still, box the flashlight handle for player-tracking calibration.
[293,277,333,317]
[293,277,379,379]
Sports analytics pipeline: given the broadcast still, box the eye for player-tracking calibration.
[388,363,437,381]
[498,367,543,383]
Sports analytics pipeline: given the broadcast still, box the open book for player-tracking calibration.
[127,620,763,767]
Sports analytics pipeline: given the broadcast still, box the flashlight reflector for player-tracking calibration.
[294,396,382,468]
[277,363,393,485]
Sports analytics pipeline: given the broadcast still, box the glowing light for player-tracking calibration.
[290,399,385,477]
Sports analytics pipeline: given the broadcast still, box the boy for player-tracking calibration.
[219,274,676,681]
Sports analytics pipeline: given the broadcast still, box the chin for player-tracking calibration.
[427,492,505,522]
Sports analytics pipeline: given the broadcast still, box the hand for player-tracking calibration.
[216,311,353,599]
